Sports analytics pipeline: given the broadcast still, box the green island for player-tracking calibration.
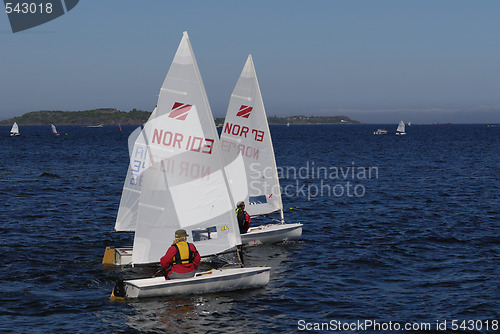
[0,108,360,126]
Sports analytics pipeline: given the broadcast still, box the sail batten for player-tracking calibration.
[231,94,252,101]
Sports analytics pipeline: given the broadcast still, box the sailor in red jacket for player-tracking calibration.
[160,229,201,280]
[236,201,251,234]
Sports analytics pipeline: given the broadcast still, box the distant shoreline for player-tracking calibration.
[0,109,360,126]
[3,110,495,126]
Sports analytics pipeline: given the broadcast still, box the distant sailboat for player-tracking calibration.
[395,121,406,135]
[373,128,387,135]
[10,122,20,136]
[51,124,60,136]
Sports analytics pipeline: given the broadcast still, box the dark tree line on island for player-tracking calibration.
[1,108,359,126]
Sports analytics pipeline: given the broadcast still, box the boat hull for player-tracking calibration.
[104,223,303,265]
[241,223,303,246]
[102,246,133,266]
[121,267,271,298]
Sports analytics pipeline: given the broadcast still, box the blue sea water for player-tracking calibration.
[0,124,499,333]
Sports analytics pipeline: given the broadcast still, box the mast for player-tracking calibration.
[248,55,284,223]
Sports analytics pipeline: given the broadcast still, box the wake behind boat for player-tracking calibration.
[107,32,270,298]
[220,55,302,246]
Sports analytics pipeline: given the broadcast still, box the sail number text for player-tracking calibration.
[152,129,214,154]
[223,122,264,142]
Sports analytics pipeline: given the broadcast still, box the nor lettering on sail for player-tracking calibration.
[152,129,214,154]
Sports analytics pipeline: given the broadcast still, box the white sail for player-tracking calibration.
[114,125,149,231]
[396,121,405,133]
[10,122,19,135]
[114,108,158,232]
[51,124,60,135]
[131,32,241,265]
[220,55,283,217]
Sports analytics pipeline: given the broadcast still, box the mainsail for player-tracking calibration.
[131,32,241,265]
[114,125,150,232]
[51,124,60,135]
[10,122,19,135]
[220,55,283,218]
[397,121,405,133]
[114,107,159,232]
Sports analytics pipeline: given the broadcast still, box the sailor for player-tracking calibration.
[236,201,251,234]
[160,229,200,280]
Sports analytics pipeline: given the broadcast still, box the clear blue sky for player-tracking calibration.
[1,1,499,123]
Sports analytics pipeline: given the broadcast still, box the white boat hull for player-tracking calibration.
[104,223,303,265]
[119,267,271,298]
[241,223,303,246]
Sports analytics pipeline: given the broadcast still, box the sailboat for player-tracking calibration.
[103,58,302,265]
[395,121,406,135]
[373,128,387,135]
[102,111,156,266]
[10,122,20,136]
[51,124,60,136]
[220,55,302,246]
[109,32,270,298]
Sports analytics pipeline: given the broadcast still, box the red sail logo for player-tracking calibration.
[169,102,192,121]
[236,105,252,118]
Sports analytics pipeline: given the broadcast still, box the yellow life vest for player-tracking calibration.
[173,241,194,265]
